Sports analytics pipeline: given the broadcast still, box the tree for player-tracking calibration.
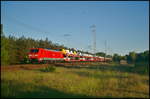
[1,34,10,65]
[1,39,10,65]
[121,55,127,60]
[144,50,149,62]
[15,36,29,63]
[96,52,106,57]
[38,39,46,48]
[7,36,18,64]
[135,50,149,63]
[113,53,121,63]
[106,55,112,58]
[129,51,137,63]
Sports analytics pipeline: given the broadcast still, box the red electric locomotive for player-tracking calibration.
[28,48,64,63]
[28,48,112,63]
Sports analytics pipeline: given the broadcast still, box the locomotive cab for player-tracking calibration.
[28,48,40,62]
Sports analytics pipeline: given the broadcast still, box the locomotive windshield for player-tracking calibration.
[30,49,39,53]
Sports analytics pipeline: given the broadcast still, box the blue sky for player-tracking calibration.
[1,1,149,55]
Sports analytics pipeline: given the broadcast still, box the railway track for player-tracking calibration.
[1,62,108,71]
[54,61,107,66]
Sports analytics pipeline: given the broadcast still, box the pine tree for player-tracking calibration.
[1,24,10,65]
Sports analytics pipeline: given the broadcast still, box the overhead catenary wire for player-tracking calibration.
[4,15,55,40]
[6,16,51,34]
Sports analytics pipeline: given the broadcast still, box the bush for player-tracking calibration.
[134,62,149,74]
[42,66,56,72]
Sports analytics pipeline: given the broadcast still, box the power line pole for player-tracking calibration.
[104,40,107,62]
[90,24,96,56]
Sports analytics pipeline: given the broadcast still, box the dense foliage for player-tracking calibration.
[111,51,149,64]
[1,33,69,65]
[1,30,91,65]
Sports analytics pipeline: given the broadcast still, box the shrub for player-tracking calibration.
[42,65,56,72]
[134,62,149,74]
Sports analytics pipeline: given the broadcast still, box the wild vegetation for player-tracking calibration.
[40,65,56,72]
[1,64,149,98]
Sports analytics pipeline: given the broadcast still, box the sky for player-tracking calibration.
[1,1,149,55]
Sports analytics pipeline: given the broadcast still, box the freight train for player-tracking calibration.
[28,48,112,63]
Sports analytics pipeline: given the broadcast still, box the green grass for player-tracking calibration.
[40,65,56,72]
[1,64,149,98]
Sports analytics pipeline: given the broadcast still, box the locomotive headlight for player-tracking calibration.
[39,58,43,60]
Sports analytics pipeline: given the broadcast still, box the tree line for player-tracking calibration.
[96,51,149,64]
[1,24,149,65]
[1,36,70,65]
[112,51,149,64]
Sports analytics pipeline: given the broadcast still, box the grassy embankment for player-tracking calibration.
[1,63,149,98]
